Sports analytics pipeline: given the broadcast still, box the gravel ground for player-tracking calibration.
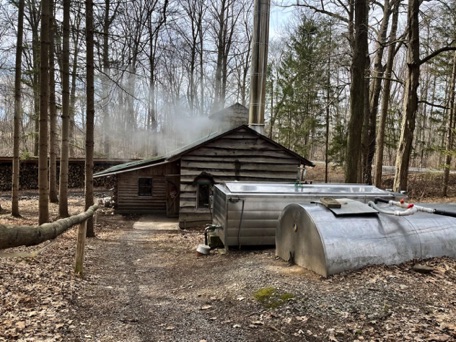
[1,198,456,341]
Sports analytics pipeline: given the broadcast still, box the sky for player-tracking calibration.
[269,3,295,38]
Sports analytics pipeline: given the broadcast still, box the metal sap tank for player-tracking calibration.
[211,182,403,248]
[276,201,456,277]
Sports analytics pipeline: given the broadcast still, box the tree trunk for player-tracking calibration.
[12,0,25,217]
[59,0,71,218]
[325,49,331,183]
[373,0,400,187]
[361,54,371,184]
[345,0,369,183]
[69,6,82,158]
[364,0,393,185]
[33,30,40,157]
[213,0,227,111]
[443,51,456,196]
[147,0,168,154]
[39,0,51,224]
[85,0,95,237]
[393,0,420,192]
[102,0,111,157]
[49,0,58,204]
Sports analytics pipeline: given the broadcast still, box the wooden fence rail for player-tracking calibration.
[0,205,98,250]
[0,205,98,276]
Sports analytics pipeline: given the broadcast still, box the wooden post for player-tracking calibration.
[74,220,87,276]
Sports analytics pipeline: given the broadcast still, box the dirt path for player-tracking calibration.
[65,213,456,342]
[71,215,295,342]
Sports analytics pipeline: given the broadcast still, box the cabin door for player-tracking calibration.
[166,177,180,217]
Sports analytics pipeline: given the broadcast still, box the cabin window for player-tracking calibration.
[138,178,153,196]
[197,182,211,208]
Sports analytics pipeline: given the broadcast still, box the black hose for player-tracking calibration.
[433,209,456,218]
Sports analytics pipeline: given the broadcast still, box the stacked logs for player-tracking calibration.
[0,158,120,191]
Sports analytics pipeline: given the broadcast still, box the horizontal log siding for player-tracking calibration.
[116,163,179,214]
[178,212,212,229]
[178,127,305,227]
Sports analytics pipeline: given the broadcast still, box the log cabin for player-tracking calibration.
[94,104,314,228]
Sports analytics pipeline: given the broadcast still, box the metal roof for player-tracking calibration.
[93,125,314,178]
[93,156,166,178]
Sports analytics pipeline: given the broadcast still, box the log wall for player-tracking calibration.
[115,162,180,214]
[178,127,305,227]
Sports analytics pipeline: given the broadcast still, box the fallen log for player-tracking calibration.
[0,204,98,250]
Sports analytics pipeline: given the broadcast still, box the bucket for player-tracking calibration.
[196,244,211,256]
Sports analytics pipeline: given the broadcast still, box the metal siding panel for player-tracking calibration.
[213,182,402,247]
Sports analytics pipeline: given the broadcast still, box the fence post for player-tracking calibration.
[74,220,88,276]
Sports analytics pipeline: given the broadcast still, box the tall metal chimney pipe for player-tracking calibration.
[248,0,270,135]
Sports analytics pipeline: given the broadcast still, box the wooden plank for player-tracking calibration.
[179,169,297,180]
[181,155,300,164]
[186,147,295,158]
[180,160,301,171]
[320,197,342,209]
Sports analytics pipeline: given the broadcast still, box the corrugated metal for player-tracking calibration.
[212,182,403,248]
[276,202,456,277]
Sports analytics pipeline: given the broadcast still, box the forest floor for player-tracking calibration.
[1,171,456,341]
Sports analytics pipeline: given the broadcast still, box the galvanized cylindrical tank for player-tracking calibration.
[276,202,456,277]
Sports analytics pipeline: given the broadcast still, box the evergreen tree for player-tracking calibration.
[272,14,331,159]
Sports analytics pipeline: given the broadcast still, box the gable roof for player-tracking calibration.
[94,125,314,178]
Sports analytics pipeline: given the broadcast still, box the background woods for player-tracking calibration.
[0,0,455,197]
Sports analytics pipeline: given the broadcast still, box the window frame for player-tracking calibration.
[138,177,153,196]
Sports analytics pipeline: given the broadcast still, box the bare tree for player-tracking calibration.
[69,4,83,157]
[362,0,395,184]
[393,0,456,192]
[23,0,42,157]
[392,0,420,192]
[233,3,253,107]
[373,0,401,187]
[210,0,243,111]
[100,0,120,157]
[442,51,456,196]
[12,0,25,217]
[145,0,169,156]
[59,0,71,217]
[49,0,58,204]
[344,0,369,183]
[39,0,51,224]
[178,0,206,114]
[85,0,95,237]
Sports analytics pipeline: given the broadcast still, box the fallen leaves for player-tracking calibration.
[0,230,81,341]
[1,195,455,341]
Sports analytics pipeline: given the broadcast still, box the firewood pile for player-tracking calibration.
[0,159,117,191]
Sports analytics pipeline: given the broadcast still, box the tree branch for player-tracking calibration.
[418,100,449,110]
[419,44,456,65]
